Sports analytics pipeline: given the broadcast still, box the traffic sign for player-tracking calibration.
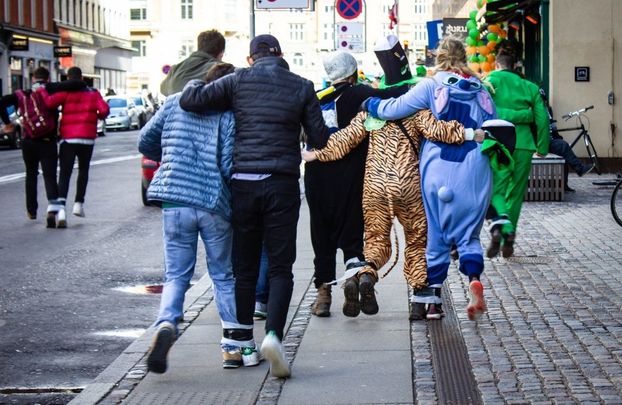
[256,0,310,9]
[336,0,363,20]
[336,22,364,53]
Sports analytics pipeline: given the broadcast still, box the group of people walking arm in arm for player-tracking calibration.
[138,30,588,379]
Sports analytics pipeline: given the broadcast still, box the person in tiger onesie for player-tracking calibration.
[302,110,484,317]
[364,37,497,322]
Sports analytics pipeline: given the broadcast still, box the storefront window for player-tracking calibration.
[10,57,22,71]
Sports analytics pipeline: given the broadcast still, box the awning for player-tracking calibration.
[484,0,541,25]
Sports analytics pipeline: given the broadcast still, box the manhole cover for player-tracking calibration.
[505,255,554,264]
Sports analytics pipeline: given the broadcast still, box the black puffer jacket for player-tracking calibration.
[180,57,329,177]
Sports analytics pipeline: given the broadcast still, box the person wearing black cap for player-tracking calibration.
[180,34,330,378]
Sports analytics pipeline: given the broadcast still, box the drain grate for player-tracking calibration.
[504,255,555,264]
[428,285,483,405]
[0,387,83,394]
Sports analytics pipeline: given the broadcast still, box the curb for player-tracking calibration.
[68,274,214,405]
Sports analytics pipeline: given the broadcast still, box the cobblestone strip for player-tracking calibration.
[410,310,436,404]
[98,293,215,405]
[446,192,622,405]
[255,281,315,405]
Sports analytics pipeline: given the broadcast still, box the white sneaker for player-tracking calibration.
[241,343,263,367]
[57,208,67,228]
[72,202,84,217]
[261,330,290,378]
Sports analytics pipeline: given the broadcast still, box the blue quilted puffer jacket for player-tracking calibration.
[138,92,235,219]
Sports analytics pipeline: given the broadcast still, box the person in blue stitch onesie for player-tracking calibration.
[364,37,496,321]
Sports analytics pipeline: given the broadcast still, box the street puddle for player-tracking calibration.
[93,329,146,339]
[112,284,163,295]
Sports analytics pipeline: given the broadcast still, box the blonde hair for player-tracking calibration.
[433,36,479,78]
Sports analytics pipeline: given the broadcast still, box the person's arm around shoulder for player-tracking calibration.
[413,109,471,144]
[138,97,173,161]
[530,82,550,156]
[39,86,67,110]
[45,79,87,94]
[179,76,235,113]
[369,79,432,120]
[300,81,330,149]
[303,111,368,162]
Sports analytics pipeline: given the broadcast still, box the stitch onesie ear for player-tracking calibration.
[434,86,449,115]
[477,91,495,116]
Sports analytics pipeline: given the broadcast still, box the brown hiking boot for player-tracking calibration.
[311,284,331,317]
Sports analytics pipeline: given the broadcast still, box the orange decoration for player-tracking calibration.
[487,54,496,63]
[478,46,490,56]
[488,24,500,33]
[487,40,497,50]
[482,62,493,72]
[468,62,481,72]
[466,46,477,55]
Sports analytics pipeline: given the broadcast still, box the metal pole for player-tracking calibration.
[250,0,255,40]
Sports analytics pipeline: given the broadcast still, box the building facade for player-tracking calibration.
[0,0,58,95]
[53,0,132,93]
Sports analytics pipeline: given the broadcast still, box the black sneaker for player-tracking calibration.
[486,227,502,258]
[577,164,594,177]
[409,301,426,321]
[342,277,360,317]
[358,273,378,315]
[147,322,176,374]
[501,233,516,258]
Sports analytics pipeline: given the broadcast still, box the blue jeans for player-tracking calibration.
[255,248,269,304]
[156,207,243,336]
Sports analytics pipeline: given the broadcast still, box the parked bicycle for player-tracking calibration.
[555,105,601,175]
[611,177,622,227]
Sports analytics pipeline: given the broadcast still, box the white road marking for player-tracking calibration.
[0,154,142,185]
[93,329,146,339]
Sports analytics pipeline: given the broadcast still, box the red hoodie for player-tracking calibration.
[43,87,109,140]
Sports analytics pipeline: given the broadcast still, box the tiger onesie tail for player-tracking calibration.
[314,109,466,291]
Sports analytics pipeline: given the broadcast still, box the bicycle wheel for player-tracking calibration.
[584,133,601,174]
[611,179,622,227]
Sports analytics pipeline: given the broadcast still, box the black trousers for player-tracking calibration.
[231,175,300,341]
[21,137,59,215]
[58,142,94,203]
[304,156,365,288]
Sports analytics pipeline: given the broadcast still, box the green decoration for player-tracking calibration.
[469,29,479,39]
[469,55,479,63]
[469,10,478,20]
[478,54,487,62]
[466,37,476,46]
[487,33,498,42]
[466,20,477,30]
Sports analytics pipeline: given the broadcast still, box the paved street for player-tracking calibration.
[0,131,205,404]
[71,172,622,405]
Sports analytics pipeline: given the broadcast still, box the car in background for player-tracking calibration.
[141,155,161,207]
[104,96,140,131]
[0,107,22,149]
[132,95,155,128]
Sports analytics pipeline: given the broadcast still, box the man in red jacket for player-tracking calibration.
[44,66,110,227]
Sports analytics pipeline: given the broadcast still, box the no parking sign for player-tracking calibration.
[336,0,363,20]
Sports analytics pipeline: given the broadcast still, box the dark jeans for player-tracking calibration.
[549,137,583,173]
[58,142,94,203]
[21,137,59,215]
[255,248,270,304]
[232,175,300,341]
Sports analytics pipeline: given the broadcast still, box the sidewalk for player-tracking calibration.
[71,173,622,405]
